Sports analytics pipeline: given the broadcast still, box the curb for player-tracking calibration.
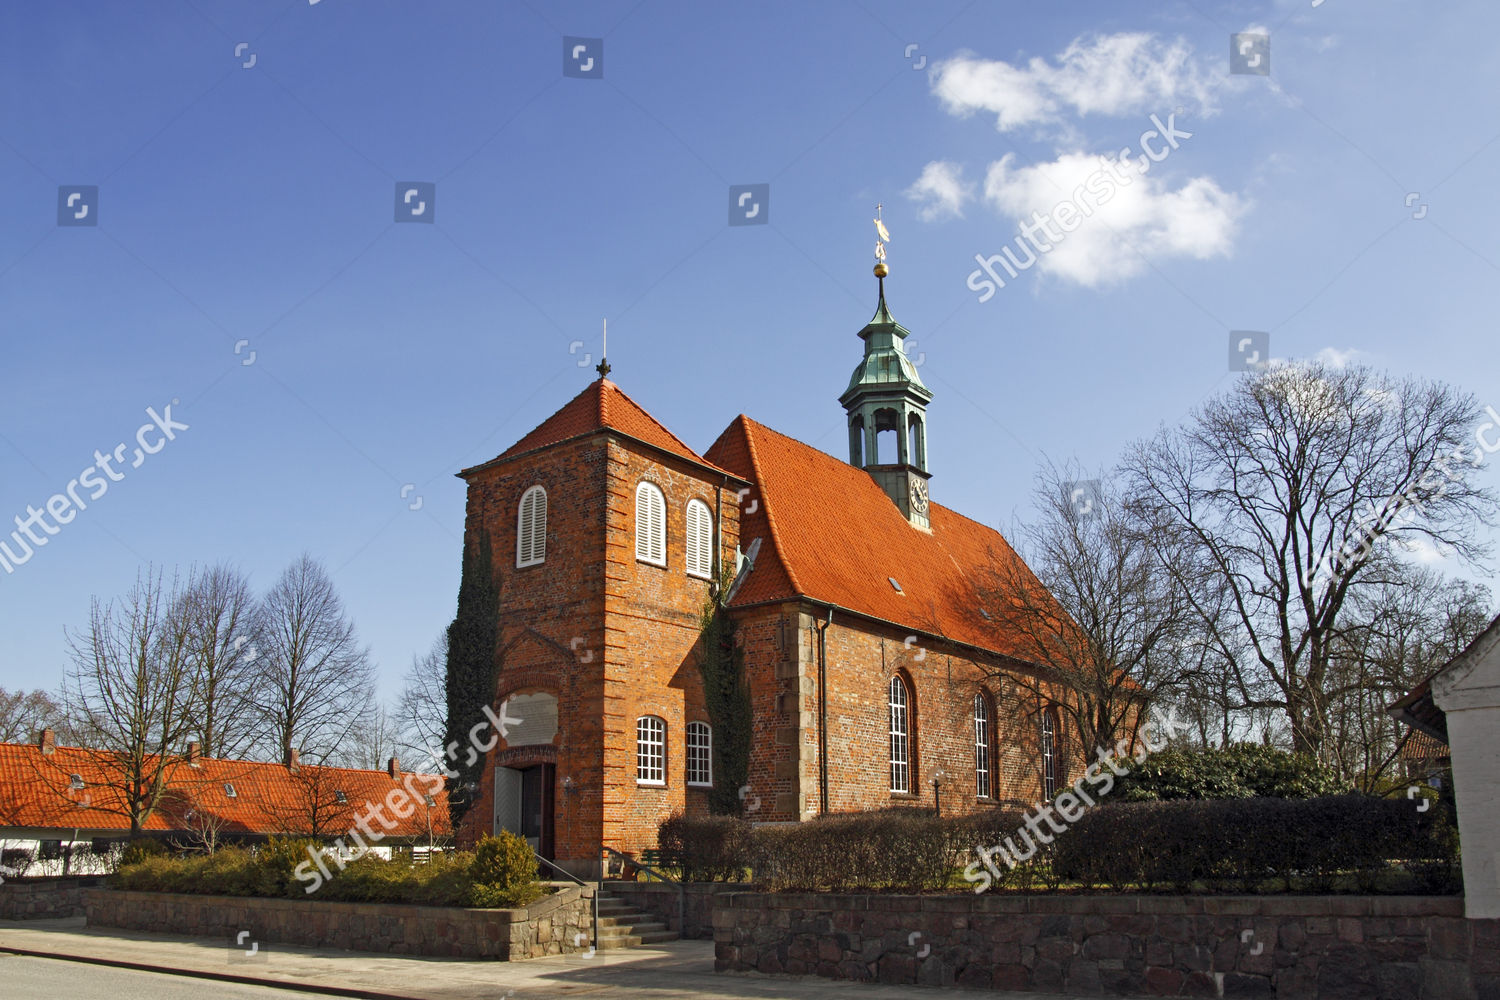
[0,944,426,1000]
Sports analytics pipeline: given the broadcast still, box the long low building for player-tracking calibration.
[0,729,451,876]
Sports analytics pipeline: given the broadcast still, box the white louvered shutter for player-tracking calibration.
[685,499,711,578]
[636,483,666,565]
[517,486,547,567]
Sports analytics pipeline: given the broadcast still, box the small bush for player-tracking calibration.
[466,832,542,908]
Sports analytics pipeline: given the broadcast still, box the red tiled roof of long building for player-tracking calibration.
[705,415,1057,661]
[0,741,450,838]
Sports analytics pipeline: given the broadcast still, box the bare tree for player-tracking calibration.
[1127,363,1497,757]
[338,697,396,771]
[0,688,73,744]
[395,634,447,762]
[254,555,375,766]
[1323,566,1491,790]
[177,564,261,759]
[57,568,203,836]
[979,463,1198,755]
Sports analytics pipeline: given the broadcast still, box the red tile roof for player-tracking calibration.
[0,742,450,839]
[462,378,740,479]
[706,415,1049,660]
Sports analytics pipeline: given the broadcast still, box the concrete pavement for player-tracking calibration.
[0,917,1105,999]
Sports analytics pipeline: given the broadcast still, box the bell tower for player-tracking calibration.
[838,207,933,530]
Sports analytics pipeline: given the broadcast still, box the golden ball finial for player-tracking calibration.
[873,262,889,278]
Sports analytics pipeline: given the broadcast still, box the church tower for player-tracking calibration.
[838,215,933,530]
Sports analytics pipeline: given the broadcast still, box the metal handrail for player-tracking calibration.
[532,850,596,950]
[600,845,686,938]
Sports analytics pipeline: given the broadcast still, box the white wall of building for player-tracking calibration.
[1432,618,1500,919]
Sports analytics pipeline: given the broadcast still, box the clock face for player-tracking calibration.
[909,479,929,513]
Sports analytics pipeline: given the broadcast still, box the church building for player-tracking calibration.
[453,262,1078,873]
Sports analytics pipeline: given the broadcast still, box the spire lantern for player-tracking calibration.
[839,206,933,529]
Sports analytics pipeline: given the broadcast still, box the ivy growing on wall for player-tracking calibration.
[699,580,753,816]
[444,528,500,828]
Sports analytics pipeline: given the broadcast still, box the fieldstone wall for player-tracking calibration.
[87,885,595,961]
[603,880,735,938]
[713,893,1500,998]
[0,876,105,919]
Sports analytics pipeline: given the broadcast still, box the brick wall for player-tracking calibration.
[457,434,609,859]
[740,605,1081,824]
[87,886,595,961]
[600,440,739,855]
[713,892,1499,997]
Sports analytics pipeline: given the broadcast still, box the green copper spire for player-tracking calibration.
[840,279,930,401]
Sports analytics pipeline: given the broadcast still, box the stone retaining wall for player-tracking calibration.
[603,880,737,938]
[713,893,1499,998]
[87,885,594,961]
[0,876,105,920]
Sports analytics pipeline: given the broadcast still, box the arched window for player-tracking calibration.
[636,716,666,785]
[516,485,547,567]
[635,482,666,566]
[1041,708,1058,800]
[684,499,712,579]
[686,721,712,786]
[889,676,910,793]
[974,694,992,800]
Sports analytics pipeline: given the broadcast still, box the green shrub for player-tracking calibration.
[466,832,542,907]
[1112,744,1345,802]
[119,838,168,868]
[254,837,325,898]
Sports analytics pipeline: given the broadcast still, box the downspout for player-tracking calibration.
[714,478,725,592]
[814,607,833,816]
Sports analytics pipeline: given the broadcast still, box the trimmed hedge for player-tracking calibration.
[655,795,1458,895]
[657,808,1026,893]
[1049,796,1458,893]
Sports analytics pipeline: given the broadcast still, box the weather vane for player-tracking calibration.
[873,203,890,278]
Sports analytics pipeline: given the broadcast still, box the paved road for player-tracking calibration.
[3,953,319,1000]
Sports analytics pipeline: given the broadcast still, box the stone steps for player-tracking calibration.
[589,891,677,950]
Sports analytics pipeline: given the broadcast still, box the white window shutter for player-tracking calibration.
[685,500,711,578]
[636,483,666,565]
[517,486,547,567]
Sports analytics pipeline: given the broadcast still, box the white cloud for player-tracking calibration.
[905,161,971,221]
[1313,347,1362,368]
[979,152,1246,288]
[931,33,1218,134]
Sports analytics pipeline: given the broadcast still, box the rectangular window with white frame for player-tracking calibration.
[637,715,666,785]
[686,721,712,786]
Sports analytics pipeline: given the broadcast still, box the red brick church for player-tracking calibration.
[453,272,1077,872]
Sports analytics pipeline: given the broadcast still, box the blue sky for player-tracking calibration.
[2,1,1497,702]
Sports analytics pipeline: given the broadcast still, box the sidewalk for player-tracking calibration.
[0,917,1085,1000]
